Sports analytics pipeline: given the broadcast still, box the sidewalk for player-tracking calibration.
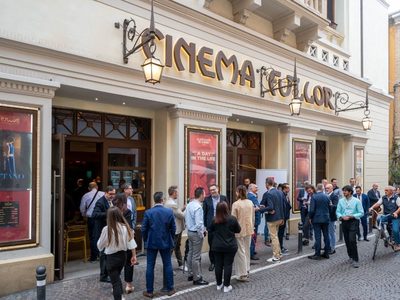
[0,233,326,300]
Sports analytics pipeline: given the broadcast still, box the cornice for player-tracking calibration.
[0,72,60,98]
[343,135,368,144]
[169,103,231,124]
[278,124,319,137]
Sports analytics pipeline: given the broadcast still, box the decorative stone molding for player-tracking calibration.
[0,72,59,99]
[231,0,261,25]
[169,104,231,124]
[233,9,251,25]
[203,0,213,9]
[274,28,292,43]
[296,25,323,52]
[343,135,368,144]
[279,124,319,137]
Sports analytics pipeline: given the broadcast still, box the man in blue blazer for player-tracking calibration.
[142,192,176,298]
[354,186,370,241]
[92,186,116,282]
[308,183,331,260]
[203,185,228,271]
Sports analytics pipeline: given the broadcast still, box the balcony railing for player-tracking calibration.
[295,0,328,19]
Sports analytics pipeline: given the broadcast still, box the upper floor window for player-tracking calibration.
[327,0,337,29]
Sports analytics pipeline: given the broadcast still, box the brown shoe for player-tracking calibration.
[167,289,176,296]
[143,291,154,298]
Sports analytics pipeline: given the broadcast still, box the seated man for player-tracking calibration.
[369,186,400,251]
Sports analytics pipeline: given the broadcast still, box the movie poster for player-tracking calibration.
[185,127,220,200]
[293,140,312,212]
[354,147,364,188]
[0,107,37,249]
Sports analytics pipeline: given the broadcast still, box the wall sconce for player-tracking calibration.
[114,0,163,84]
[257,59,302,116]
[335,90,372,130]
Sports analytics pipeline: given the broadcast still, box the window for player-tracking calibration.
[327,0,337,29]
[343,60,349,71]
[333,55,339,67]
[322,50,329,62]
[310,45,318,57]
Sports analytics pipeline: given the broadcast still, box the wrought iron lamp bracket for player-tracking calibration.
[114,18,155,64]
[334,91,369,116]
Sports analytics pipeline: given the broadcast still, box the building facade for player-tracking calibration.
[389,10,400,155]
[0,0,391,295]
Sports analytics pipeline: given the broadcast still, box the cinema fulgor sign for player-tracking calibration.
[141,29,335,110]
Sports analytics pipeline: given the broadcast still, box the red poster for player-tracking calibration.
[293,141,312,212]
[0,107,37,249]
[186,128,220,200]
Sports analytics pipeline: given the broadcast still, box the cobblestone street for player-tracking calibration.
[3,233,400,300]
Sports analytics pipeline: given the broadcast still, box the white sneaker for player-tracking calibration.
[267,257,281,263]
[224,285,232,293]
[217,284,223,290]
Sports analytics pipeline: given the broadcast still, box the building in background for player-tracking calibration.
[0,0,392,295]
[389,10,400,183]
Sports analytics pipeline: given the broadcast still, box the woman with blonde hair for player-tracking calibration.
[231,185,254,282]
[97,206,137,300]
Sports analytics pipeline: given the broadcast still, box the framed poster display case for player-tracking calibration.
[0,105,39,250]
[184,126,221,201]
[292,139,313,213]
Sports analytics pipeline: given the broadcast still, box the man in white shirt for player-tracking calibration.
[185,187,208,285]
[164,185,186,268]
[80,182,104,262]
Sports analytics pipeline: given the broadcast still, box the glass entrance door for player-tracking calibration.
[51,133,65,280]
[226,129,262,204]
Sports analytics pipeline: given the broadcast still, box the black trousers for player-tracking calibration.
[278,222,286,249]
[342,219,359,262]
[100,250,108,280]
[87,217,98,261]
[214,251,236,287]
[106,251,126,300]
[208,232,215,264]
[124,250,134,283]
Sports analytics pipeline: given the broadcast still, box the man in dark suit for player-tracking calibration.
[367,183,381,228]
[279,183,292,254]
[308,183,331,260]
[203,184,228,271]
[326,183,339,254]
[92,186,116,282]
[260,177,285,263]
[142,192,176,298]
[354,186,370,241]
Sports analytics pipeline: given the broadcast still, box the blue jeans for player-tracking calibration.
[328,221,336,250]
[378,215,400,245]
[313,223,330,255]
[250,224,259,256]
[146,248,174,293]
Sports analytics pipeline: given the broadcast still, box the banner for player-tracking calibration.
[256,169,288,233]
[185,127,220,200]
[0,106,38,249]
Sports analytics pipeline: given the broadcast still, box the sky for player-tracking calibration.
[387,0,400,13]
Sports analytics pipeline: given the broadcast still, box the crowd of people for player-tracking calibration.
[77,177,400,300]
